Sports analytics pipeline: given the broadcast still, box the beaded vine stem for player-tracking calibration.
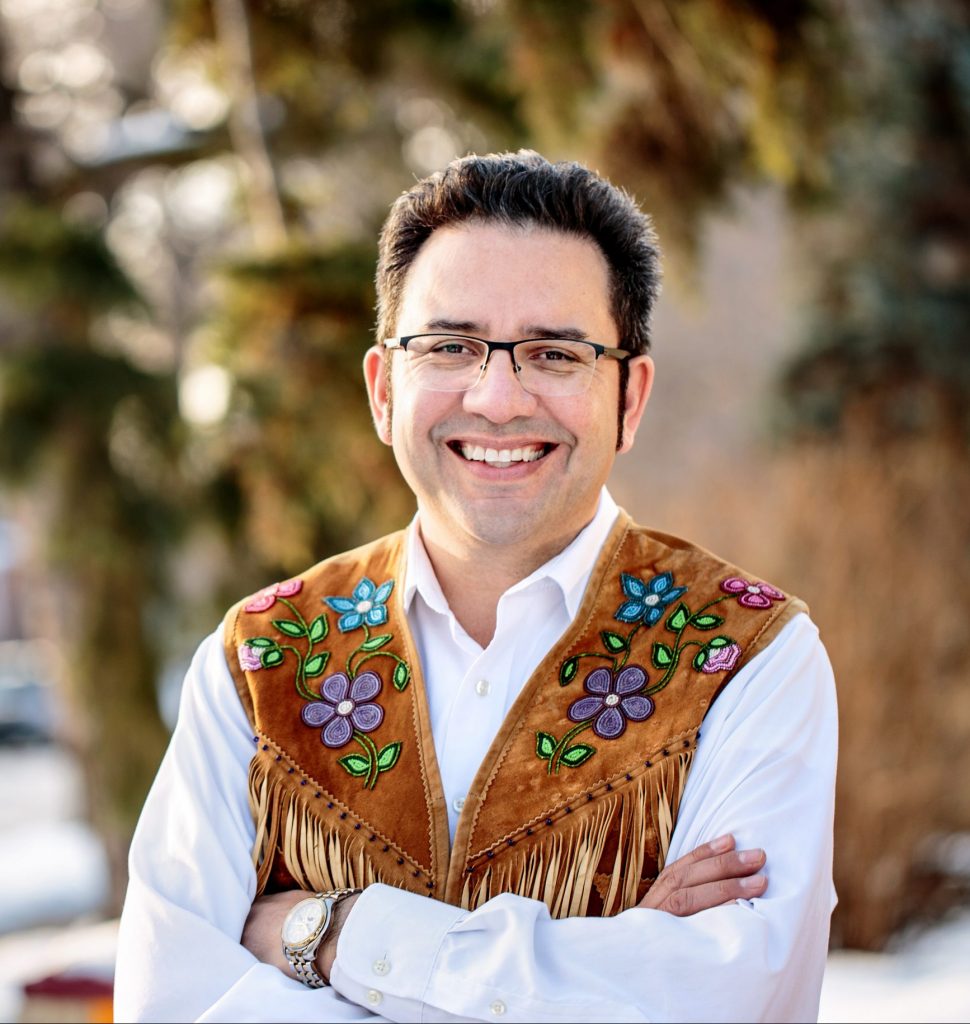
[242,583,412,790]
[339,621,411,789]
[345,621,411,692]
[244,595,328,702]
[539,579,743,775]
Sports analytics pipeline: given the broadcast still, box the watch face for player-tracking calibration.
[282,898,325,946]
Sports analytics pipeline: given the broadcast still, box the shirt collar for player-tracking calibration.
[403,488,620,622]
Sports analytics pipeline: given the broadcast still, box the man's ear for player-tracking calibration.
[363,345,392,446]
[618,355,654,454]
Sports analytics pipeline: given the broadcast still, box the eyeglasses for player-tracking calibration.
[383,334,629,397]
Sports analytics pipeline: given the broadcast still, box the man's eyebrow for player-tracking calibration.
[424,318,483,334]
[521,324,591,342]
[423,319,591,342]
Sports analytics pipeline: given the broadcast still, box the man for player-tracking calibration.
[115,151,836,1022]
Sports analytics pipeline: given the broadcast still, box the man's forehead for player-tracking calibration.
[397,222,614,337]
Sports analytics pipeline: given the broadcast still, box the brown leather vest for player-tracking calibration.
[223,512,805,917]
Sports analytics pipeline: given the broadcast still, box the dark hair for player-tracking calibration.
[375,150,662,353]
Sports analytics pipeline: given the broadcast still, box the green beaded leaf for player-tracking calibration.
[360,633,392,652]
[392,661,410,691]
[561,743,595,768]
[308,614,328,643]
[559,657,579,686]
[651,641,674,668]
[709,635,732,649]
[666,603,691,632]
[273,618,306,638]
[305,652,329,677]
[600,630,627,654]
[247,637,275,648]
[536,731,557,759]
[691,613,724,630]
[693,649,708,670]
[376,742,402,772]
[261,648,284,668]
[337,754,370,777]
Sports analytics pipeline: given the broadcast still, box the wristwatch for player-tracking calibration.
[281,888,361,987]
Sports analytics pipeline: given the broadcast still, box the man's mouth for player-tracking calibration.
[448,441,556,466]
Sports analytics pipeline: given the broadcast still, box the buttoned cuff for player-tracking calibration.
[330,883,472,1022]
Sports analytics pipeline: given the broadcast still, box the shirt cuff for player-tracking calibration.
[330,883,470,1022]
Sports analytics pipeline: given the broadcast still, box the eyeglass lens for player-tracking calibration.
[403,335,597,396]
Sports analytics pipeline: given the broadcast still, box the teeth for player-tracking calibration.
[459,444,546,465]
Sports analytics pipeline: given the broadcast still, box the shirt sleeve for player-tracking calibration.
[113,627,390,1024]
[329,613,837,1023]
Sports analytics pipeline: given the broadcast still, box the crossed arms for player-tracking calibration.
[115,614,836,1023]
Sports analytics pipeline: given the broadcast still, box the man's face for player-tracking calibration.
[364,221,653,560]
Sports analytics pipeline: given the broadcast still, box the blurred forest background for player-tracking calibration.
[0,0,967,957]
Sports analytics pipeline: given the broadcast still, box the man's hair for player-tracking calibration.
[375,150,662,353]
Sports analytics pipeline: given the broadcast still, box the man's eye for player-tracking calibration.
[532,345,579,363]
[429,337,475,355]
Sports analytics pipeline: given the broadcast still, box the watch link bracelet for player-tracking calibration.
[281,888,362,988]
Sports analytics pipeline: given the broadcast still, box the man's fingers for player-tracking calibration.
[650,847,762,901]
[679,833,736,865]
[660,873,768,917]
[638,841,766,912]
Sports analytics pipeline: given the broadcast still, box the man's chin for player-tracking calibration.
[445,496,565,553]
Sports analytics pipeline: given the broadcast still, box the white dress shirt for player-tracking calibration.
[115,491,837,1023]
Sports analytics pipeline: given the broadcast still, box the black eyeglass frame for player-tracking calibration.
[383,334,631,366]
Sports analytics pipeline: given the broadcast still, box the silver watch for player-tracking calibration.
[281,888,360,987]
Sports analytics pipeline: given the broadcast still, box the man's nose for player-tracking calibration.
[461,350,538,422]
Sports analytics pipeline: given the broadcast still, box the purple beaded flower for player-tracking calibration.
[302,671,384,748]
[567,665,655,740]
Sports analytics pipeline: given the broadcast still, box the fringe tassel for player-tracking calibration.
[461,751,694,919]
[248,756,389,895]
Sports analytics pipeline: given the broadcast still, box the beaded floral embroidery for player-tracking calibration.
[238,576,411,789]
[536,571,783,773]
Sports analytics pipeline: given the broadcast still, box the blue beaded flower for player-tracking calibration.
[324,577,394,632]
[614,571,687,626]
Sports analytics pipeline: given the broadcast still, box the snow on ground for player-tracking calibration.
[819,911,970,1023]
[0,746,108,934]
[1,742,968,1022]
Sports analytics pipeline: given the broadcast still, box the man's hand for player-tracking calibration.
[242,836,760,982]
[638,833,767,916]
[241,890,361,984]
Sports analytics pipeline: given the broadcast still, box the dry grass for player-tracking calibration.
[620,428,970,950]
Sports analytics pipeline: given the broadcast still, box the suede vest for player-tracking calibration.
[223,512,806,917]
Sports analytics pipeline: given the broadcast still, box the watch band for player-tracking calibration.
[283,887,361,988]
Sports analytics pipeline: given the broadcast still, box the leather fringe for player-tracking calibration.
[460,751,693,918]
[249,749,692,914]
[249,757,389,895]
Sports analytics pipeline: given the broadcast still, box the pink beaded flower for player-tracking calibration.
[720,577,784,609]
[237,643,263,672]
[244,578,303,613]
[699,641,742,674]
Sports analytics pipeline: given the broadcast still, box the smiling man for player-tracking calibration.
[116,152,837,1023]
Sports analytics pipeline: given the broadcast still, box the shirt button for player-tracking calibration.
[453,796,466,813]
[372,958,390,976]
[366,989,383,1006]
[490,999,506,1016]
[475,679,490,696]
